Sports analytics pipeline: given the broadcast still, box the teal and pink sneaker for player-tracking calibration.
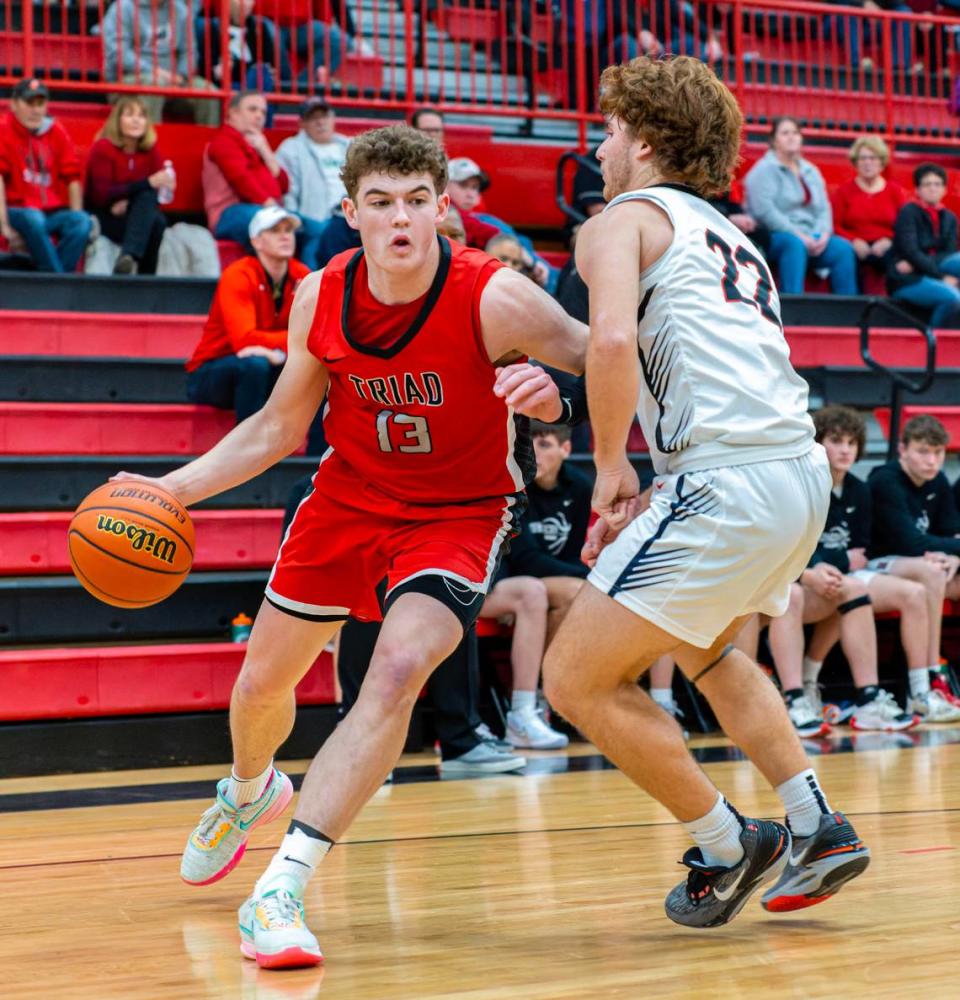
[180,769,293,886]
[238,886,323,970]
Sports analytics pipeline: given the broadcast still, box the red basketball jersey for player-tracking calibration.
[307,236,535,505]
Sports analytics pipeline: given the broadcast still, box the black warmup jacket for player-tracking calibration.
[868,459,960,557]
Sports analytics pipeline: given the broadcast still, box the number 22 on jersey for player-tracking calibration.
[705,229,781,328]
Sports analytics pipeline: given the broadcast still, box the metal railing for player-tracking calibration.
[859,297,938,459]
[2,0,960,146]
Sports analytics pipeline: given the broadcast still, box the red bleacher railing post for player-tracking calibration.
[218,0,232,119]
[881,13,895,144]
[733,0,746,101]
[574,0,587,150]
[403,0,415,117]
[22,0,34,79]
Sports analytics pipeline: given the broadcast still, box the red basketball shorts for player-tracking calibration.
[265,452,520,623]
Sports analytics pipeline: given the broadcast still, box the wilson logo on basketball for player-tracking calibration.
[95,515,178,564]
[108,486,188,525]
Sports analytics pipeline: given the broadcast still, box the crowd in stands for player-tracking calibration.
[3,36,960,762]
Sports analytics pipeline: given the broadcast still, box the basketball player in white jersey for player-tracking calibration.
[543,56,870,928]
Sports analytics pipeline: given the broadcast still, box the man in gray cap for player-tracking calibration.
[277,98,350,226]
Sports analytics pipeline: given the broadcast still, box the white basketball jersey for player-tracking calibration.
[605,185,814,476]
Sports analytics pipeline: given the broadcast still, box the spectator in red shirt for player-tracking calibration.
[0,78,92,272]
[831,136,907,279]
[85,96,174,275]
[202,90,323,268]
[186,205,309,425]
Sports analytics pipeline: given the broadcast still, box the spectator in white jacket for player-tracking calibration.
[276,98,349,224]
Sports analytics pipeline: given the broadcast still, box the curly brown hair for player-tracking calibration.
[902,414,950,447]
[598,56,742,197]
[340,124,447,202]
[813,405,866,460]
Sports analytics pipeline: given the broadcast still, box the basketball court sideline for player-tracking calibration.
[1,729,957,999]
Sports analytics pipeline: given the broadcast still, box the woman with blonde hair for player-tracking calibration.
[831,135,906,279]
[85,96,174,274]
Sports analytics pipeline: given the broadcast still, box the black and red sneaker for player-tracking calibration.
[665,817,790,928]
[761,811,870,912]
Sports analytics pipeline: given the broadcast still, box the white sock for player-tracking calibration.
[909,668,932,698]
[511,690,537,714]
[650,687,674,709]
[225,762,273,808]
[683,792,745,868]
[777,768,831,837]
[255,825,334,898]
[802,657,823,686]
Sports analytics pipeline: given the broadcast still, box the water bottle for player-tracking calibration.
[231,612,253,642]
[158,159,175,205]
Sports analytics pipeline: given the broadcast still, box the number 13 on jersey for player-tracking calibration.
[377,409,434,453]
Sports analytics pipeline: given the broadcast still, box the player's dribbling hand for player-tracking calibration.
[108,471,181,500]
[493,363,563,422]
[592,460,641,529]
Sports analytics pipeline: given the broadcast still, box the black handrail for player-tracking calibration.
[858,296,937,460]
[555,150,601,226]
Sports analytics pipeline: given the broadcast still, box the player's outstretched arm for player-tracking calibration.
[479,266,587,376]
[576,207,648,526]
[114,271,329,507]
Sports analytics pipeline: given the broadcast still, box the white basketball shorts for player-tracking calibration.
[588,445,831,649]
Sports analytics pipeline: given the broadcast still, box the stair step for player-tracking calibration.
[0,310,204,357]
[0,571,269,644]
[0,455,320,511]
[0,642,333,721]
[0,274,216,314]
[0,402,237,456]
[874,406,960,449]
[0,356,187,403]
[0,509,285,574]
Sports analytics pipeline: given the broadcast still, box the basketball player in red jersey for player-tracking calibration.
[115,125,586,969]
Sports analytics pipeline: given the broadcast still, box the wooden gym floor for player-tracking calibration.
[1,728,958,999]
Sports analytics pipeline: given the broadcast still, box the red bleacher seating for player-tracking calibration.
[0,643,334,721]
[0,31,102,75]
[786,327,960,368]
[0,402,235,455]
[0,311,203,358]
[334,52,385,91]
[216,240,247,270]
[0,509,285,574]
[874,406,960,448]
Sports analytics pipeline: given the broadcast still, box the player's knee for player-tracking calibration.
[234,663,293,707]
[364,647,433,710]
[542,652,587,723]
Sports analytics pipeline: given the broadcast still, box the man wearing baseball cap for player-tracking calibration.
[276,98,350,226]
[444,156,499,249]
[0,78,93,272]
[185,205,311,429]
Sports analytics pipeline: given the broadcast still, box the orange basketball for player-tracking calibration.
[68,480,195,608]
